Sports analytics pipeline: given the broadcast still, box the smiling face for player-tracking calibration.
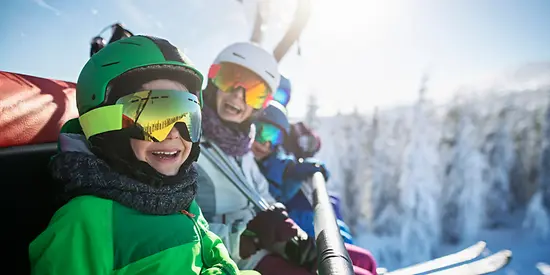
[129,79,193,176]
[251,140,273,161]
[215,88,255,123]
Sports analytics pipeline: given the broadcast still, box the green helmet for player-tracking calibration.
[76,35,204,116]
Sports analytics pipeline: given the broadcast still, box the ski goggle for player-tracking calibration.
[273,86,291,107]
[209,62,272,109]
[255,122,284,147]
[79,90,202,142]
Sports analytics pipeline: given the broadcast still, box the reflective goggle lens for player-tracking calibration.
[210,62,272,109]
[273,86,291,107]
[255,122,284,146]
[79,90,202,142]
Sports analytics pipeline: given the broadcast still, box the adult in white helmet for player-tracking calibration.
[195,42,318,275]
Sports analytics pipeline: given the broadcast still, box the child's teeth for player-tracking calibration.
[153,151,178,155]
[227,103,241,111]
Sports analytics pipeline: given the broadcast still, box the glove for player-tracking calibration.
[239,233,260,259]
[286,158,330,182]
[284,233,318,272]
[246,203,299,249]
[304,158,330,181]
[259,152,293,187]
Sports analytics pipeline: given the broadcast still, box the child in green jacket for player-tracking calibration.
[29,35,258,275]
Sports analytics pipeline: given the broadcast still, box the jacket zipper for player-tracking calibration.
[181,210,208,273]
[181,209,232,275]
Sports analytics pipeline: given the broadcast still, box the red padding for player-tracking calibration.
[0,71,78,147]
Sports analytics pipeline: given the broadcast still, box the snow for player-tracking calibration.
[538,263,550,275]
[437,209,550,275]
[304,64,550,274]
[441,112,490,244]
[356,208,550,274]
[397,96,443,266]
[523,192,550,240]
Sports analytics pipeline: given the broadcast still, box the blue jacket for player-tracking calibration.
[256,149,354,244]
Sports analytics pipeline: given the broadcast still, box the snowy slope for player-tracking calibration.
[437,209,550,275]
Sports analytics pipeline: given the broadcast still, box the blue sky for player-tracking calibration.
[1,0,549,117]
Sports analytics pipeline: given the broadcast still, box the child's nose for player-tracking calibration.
[231,87,245,100]
[165,127,181,140]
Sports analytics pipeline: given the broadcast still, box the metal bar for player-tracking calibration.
[0,143,57,158]
[312,172,354,275]
[273,0,312,62]
[250,0,266,43]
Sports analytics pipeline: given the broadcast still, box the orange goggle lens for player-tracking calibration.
[209,62,272,109]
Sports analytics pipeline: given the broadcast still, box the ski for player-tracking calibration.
[426,249,512,275]
[537,262,550,275]
[385,241,487,275]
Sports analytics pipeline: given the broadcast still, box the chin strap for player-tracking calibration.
[184,142,201,164]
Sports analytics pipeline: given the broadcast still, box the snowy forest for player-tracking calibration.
[303,63,550,272]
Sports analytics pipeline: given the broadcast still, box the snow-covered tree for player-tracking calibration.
[542,105,550,212]
[441,106,490,244]
[370,111,408,236]
[341,116,361,229]
[304,93,320,129]
[357,107,379,231]
[482,108,515,227]
[312,70,550,266]
[523,192,550,240]
[509,102,545,207]
[398,76,443,265]
[335,109,372,231]
[523,95,550,239]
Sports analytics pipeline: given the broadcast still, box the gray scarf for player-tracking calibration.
[49,151,198,215]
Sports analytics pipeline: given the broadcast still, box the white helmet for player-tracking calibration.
[212,42,280,95]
